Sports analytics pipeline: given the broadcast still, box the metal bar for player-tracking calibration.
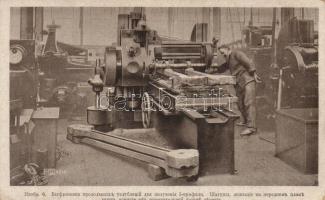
[161,56,201,60]
[82,137,199,178]
[161,42,204,45]
[69,126,169,159]
[93,129,170,152]
[95,93,100,109]
[152,63,219,69]
[66,67,94,70]
[79,7,84,45]
[185,68,236,85]
[161,45,202,48]
[271,8,277,48]
[163,69,208,86]
[82,138,166,167]
[277,68,283,109]
[163,69,190,78]
[67,125,199,177]
[162,53,201,56]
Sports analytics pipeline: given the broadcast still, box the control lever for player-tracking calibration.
[88,74,104,109]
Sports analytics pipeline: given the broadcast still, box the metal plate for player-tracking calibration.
[104,48,117,86]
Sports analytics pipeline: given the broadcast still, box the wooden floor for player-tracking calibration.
[48,118,318,186]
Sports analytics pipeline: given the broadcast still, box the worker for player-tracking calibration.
[209,45,261,136]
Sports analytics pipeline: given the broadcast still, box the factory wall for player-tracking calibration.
[10,8,21,39]
[220,8,318,45]
[10,7,318,46]
[42,7,214,46]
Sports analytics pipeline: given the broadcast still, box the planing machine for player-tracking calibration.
[67,11,239,180]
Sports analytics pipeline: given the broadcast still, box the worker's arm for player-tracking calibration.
[216,63,228,73]
[205,54,228,74]
[205,63,228,74]
[234,51,256,74]
[215,53,229,73]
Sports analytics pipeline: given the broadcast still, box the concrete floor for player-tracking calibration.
[48,118,318,186]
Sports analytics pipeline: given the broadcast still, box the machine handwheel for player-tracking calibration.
[141,92,151,128]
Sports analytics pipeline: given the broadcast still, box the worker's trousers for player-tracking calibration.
[235,81,256,129]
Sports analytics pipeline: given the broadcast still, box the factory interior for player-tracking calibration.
[9,7,318,186]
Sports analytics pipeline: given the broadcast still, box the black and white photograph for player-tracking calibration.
[6,5,320,189]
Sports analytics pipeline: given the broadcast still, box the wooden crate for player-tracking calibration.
[275,108,318,174]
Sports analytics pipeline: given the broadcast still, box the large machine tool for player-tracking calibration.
[240,14,318,134]
[275,17,318,174]
[38,22,93,115]
[10,39,60,185]
[67,11,239,180]
[277,17,318,109]
[10,40,39,184]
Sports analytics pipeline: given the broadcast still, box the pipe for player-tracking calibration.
[151,62,219,69]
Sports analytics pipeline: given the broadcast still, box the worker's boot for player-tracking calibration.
[239,128,256,136]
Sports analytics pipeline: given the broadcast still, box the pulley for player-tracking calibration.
[10,44,26,65]
[202,44,213,68]
[104,47,117,86]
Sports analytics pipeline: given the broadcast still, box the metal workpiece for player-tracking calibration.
[184,68,236,85]
[149,62,220,71]
[67,124,199,178]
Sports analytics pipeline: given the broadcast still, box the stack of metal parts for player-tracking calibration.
[149,68,236,112]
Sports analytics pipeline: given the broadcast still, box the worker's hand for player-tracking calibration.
[205,68,215,74]
[254,73,262,83]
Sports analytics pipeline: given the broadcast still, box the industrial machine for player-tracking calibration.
[67,11,239,180]
[277,17,318,109]
[239,10,318,174]
[240,14,318,133]
[248,16,318,109]
[10,40,38,184]
[38,22,93,115]
[242,25,273,48]
[9,39,52,185]
[10,40,39,109]
[275,17,318,174]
